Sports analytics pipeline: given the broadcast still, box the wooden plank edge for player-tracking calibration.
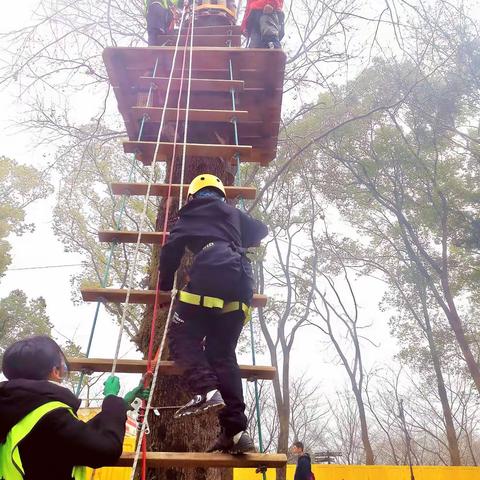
[67,358,276,380]
[115,452,287,468]
[80,288,268,308]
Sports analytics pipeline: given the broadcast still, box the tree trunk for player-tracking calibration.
[352,386,374,464]
[421,305,461,465]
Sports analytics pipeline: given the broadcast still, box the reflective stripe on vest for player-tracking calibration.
[0,401,87,480]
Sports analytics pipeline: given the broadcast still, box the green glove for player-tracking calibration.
[124,385,151,408]
[103,376,121,397]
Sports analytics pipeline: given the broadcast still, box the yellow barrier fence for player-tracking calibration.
[234,465,480,480]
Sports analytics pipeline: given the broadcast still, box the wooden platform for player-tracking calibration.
[103,47,285,164]
[98,231,169,244]
[111,183,256,200]
[81,288,268,308]
[123,140,258,164]
[181,25,242,36]
[67,358,276,380]
[116,452,287,468]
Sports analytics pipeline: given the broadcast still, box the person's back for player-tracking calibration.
[160,174,268,453]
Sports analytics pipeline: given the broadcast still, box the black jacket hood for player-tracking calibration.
[0,379,80,443]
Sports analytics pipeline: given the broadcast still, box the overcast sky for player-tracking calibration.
[0,0,400,396]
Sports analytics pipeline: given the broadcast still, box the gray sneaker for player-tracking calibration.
[207,430,256,454]
[174,389,225,419]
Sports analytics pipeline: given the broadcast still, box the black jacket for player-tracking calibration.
[159,197,268,302]
[0,379,126,480]
[294,453,312,480]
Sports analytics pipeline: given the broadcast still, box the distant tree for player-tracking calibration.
[0,289,52,361]
[0,156,52,277]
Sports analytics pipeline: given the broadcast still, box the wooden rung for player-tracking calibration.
[116,452,287,468]
[181,25,242,36]
[132,107,249,123]
[67,358,276,380]
[98,231,169,244]
[153,34,241,48]
[111,183,256,200]
[137,77,244,93]
[123,141,255,164]
[81,288,268,308]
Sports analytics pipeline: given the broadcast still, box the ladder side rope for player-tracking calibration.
[132,6,196,479]
[75,58,161,397]
[177,3,196,210]
[228,57,266,461]
[110,6,189,376]
[138,15,194,480]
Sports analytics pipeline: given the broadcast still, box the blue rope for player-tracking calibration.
[75,58,160,397]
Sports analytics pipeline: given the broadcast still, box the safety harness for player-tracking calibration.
[0,402,86,480]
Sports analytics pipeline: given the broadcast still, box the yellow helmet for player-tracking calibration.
[187,174,226,198]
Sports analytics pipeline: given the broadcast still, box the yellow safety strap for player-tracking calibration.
[178,290,224,309]
[177,291,252,322]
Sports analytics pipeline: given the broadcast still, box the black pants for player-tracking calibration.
[247,11,284,49]
[147,2,174,46]
[169,301,248,436]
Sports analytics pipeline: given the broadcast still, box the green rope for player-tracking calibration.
[75,58,160,397]
[228,54,266,472]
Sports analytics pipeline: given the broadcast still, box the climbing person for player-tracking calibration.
[0,335,149,480]
[146,0,177,46]
[159,173,268,454]
[292,441,313,480]
[241,0,285,49]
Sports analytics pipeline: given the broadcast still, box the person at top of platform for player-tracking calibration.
[146,0,178,46]
[0,335,149,480]
[241,0,284,49]
[159,173,268,454]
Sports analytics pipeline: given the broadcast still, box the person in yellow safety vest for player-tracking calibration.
[159,174,268,454]
[0,336,149,480]
[146,0,178,46]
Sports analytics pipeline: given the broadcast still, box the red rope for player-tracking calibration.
[140,13,194,480]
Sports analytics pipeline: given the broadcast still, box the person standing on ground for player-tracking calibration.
[241,0,285,49]
[0,335,149,480]
[159,174,268,454]
[292,441,313,480]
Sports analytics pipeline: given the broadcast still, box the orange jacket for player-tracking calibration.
[241,0,284,33]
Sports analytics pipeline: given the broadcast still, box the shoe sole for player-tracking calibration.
[174,402,225,420]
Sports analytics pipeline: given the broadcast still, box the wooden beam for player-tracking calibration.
[111,183,257,200]
[98,231,169,244]
[137,77,244,92]
[153,34,241,48]
[180,25,242,36]
[123,141,256,164]
[81,288,268,308]
[132,106,249,123]
[115,452,287,468]
[67,358,276,380]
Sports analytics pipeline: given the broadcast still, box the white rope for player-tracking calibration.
[129,5,196,479]
[129,275,178,479]
[178,1,196,210]
[111,7,189,376]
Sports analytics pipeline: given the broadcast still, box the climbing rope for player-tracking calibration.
[75,58,161,397]
[130,6,197,480]
[110,5,191,378]
[227,53,266,464]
